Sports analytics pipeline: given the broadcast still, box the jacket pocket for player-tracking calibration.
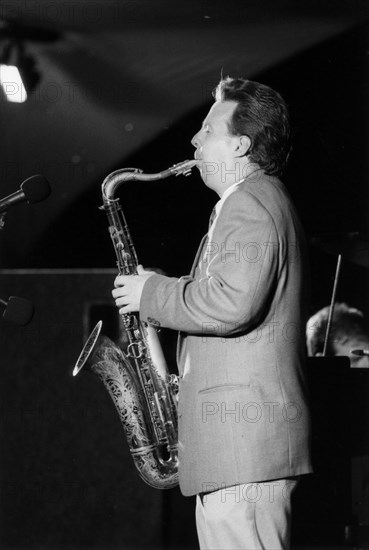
[198,383,251,395]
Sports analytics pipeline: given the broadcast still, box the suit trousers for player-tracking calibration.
[195,478,299,550]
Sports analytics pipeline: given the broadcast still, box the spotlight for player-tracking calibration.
[0,40,40,103]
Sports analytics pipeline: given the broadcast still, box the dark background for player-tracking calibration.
[0,1,368,549]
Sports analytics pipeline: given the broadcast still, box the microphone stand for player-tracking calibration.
[323,254,342,356]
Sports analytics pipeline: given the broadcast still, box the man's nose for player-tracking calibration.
[191,133,200,148]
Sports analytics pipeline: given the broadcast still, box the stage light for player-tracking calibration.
[0,40,40,103]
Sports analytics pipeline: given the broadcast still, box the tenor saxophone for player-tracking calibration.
[73,159,196,489]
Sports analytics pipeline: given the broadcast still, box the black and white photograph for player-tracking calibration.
[0,1,368,549]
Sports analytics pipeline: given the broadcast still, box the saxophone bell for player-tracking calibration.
[73,320,102,377]
[73,320,179,489]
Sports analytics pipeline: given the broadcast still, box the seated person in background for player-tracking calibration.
[306,302,369,367]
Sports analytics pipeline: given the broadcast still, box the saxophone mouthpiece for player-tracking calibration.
[172,159,198,177]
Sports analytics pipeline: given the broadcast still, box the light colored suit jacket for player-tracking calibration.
[141,171,312,496]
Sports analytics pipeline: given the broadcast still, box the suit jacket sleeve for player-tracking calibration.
[140,189,280,336]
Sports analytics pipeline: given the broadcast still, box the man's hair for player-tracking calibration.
[306,303,368,356]
[214,77,291,177]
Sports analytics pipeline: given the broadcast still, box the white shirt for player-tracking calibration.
[215,180,243,216]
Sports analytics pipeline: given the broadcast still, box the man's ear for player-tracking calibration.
[234,135,251,157]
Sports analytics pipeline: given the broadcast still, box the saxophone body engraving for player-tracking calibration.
[73,159,196,489]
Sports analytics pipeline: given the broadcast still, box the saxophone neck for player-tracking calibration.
[102,159,197,201]
[102,168,143,202]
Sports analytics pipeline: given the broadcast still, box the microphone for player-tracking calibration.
[0,296,34,326]
[0,175,51,214]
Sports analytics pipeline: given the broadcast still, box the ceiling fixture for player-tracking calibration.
[0,18,60,103]
[0,39,39,103]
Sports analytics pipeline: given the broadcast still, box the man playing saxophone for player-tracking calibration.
[112,77,312,550]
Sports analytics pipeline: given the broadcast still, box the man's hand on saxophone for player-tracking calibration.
[112,265,155,314]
